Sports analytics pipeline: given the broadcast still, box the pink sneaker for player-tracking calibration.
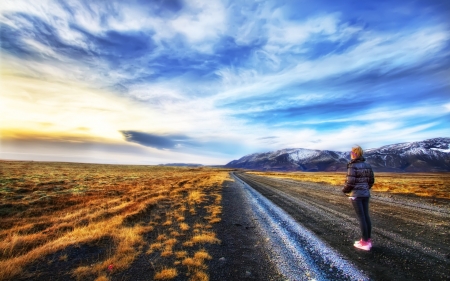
[354,239,372,251]
[354,239,372,245]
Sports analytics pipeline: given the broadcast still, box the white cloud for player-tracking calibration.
[1,0,101,47]
[55,21,90,50]
[281,121,440,152]
[127,83,187,103]
[63,1,109,35]
[298,105,447,125]
[213,23,449,104]
[21,38,63,59]
[0,0,53,17]
[444,103,450,112]
[265,12,342,51]
[170,0,226,52]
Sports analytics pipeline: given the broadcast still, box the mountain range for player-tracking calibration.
[225,137,450,172]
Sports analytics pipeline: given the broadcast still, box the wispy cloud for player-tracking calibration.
[1,0,449,164]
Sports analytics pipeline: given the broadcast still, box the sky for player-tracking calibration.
[1,0,449,165]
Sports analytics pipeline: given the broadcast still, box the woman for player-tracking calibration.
[342,145,375,251]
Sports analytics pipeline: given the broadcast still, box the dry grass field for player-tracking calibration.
[0,161,231,281]
[1,161,448,280]
[248,171,450,199]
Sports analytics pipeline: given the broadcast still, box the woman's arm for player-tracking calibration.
[369,168,374,188]
[342,165,356,193]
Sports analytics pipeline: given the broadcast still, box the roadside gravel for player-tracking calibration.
[208,179,284,280]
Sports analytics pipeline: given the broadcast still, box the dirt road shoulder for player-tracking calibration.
[208,179,284,281]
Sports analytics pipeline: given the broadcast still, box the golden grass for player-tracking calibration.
[175,251,188,259]
[154,267,178,280]
[194,249,212,261]
[182,257,204,268]
[94,275,109,281]
[189,232,221,245]
[189,270,209,281]
[179,222,190,231]
[0,161,231,281]
[181,249,211,271]
[188,190,205,205]
[248,171,450,199]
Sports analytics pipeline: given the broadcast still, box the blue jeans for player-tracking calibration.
[351,197,372,241]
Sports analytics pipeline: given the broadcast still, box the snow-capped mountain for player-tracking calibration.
[225,138,450,172]
[364,137,450,172]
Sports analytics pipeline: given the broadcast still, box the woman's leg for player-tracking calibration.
[351,198,370,241]
[362,197,372,240]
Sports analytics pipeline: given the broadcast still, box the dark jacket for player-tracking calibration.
[342,157,374,197]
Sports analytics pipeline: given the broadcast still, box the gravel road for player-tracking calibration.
[233,171,450,281]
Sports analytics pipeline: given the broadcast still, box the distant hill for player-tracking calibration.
[225,137,450,172]
[159,163,203,167]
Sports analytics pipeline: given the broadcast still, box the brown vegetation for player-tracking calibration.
[2,160,446,280]
[0,161,230,281]
[248,171,450,199]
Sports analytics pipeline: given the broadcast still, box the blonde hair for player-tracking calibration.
[351,145,363,158]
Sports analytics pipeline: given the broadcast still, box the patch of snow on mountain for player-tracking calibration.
[377,142,413,152]
[405,147,428,155]
[431,148,450,153]
[288,149,321,162]
[274,148,302,158]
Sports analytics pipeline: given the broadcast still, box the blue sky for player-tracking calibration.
[1,0,449,165]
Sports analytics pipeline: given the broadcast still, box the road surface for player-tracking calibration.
[233,172,450,281]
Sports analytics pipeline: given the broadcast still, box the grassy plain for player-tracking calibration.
[248,171,450,199]
[2,161,448,280]
[0,161,230,281]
